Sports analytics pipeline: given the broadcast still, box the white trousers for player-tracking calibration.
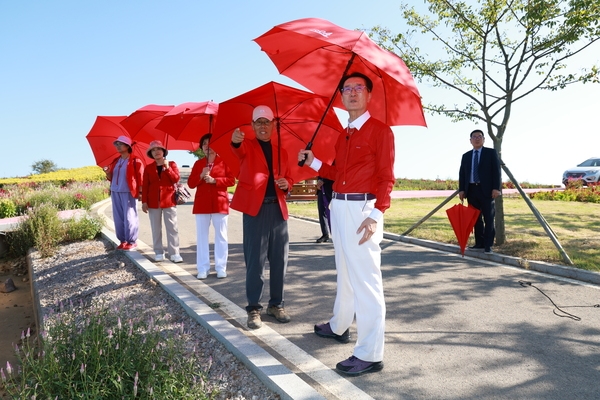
[147,207,180,256]
[329,197,386,362]
[195,213,229,275]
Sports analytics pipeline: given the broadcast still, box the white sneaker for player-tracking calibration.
[196,272,208,280]
[154,254,164,262]
[170,254,183,263]
[217,271,227,279]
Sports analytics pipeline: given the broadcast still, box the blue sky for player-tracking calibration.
[1,1,599,185]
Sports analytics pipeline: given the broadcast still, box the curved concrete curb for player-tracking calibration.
[92,199,326,400]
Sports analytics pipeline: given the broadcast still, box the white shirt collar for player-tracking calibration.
[347,111,371,130]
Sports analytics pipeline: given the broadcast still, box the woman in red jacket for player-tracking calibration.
[141,140,183,263]
[187,134,235,279]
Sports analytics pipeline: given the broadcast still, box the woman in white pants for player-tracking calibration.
[187,134,236,279]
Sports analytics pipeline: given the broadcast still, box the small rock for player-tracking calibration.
[0,278,17,293]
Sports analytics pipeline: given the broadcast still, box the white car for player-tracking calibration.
[562,157,600,186]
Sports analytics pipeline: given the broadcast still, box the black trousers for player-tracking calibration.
[243,202,289,312]
[467,184,496,249]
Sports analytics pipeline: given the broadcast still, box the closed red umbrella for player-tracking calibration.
[210,81,343,183]
[155,101,218,143]
[120,104,198,152]
[446,203,481,256]
[254,17,426,128]
[85,116,151,167]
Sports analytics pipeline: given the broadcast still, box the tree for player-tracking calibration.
[31,159,59,175]
[369,0,600,245]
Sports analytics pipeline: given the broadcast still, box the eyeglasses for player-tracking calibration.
[471,135,484,140]
[341,85,368,94]
[253,119,272,126]
[114,141,125,146]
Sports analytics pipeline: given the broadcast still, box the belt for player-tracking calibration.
[263,197,278,204]
[470,183,481,186]
[333,193,376,201]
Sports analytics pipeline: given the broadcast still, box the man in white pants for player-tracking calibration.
[298,72,395,375]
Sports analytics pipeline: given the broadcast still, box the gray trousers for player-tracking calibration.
[147,207,180,256]
[243,202,289,312]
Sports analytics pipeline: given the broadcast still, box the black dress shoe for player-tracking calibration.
[316,235,330,243]
[468,245,485,251]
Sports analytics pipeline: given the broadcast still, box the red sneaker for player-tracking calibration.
[116,242,126,250]
[123,242,137,251]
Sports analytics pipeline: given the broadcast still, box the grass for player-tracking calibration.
[287,196,600,272]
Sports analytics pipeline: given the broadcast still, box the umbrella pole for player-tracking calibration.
[402,190,459,236]
[276,119,281,176]
[298,53,357,167]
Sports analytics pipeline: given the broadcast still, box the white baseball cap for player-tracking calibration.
[252,105,274,122]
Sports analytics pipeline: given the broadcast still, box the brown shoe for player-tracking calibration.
[266,305,291,323]
[247,309,262,329]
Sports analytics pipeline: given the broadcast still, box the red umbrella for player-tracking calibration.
[446,203,481,256]
[120,104,198,152]
[254,17,426,128]
[155,101,219,143]
[210,81,343,183]
[85,116,152,168]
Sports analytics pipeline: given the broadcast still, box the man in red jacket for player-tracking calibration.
[299,72,395,375]
[230,105,294,329]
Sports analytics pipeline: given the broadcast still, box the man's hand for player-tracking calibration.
[458,191,465,201]
[142,203,148,213]
[275,177,288,191]
[298,149,314,167]
[357,217,377,245]
[492,189,501,199]
[232,128,244,144]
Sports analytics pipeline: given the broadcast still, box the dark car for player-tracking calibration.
[562,157,600,187]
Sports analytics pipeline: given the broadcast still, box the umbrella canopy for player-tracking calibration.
[211,81,343,183]
[120,104,198,152]
[155,101,219,143]
[85,116,152,167]
[254,17,426,128]
[446,203,481,256]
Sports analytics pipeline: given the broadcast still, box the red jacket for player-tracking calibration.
[187,156,235,214]
[141,161,180,208]
[230,138,293,218]
[107,155,144,199]
[319,117,395,214]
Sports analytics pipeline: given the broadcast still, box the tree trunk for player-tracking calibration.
[493,141,506,245]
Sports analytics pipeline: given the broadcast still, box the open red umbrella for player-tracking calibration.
[210,81,343,183]
[253,17,426,128]
[446,203,481,256]
[120,104,198,152]
[155,101,218,143]
[85,116,152,168]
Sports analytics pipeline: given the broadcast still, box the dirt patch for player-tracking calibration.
[0,256,34,399]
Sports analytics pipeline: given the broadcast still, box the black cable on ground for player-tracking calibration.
[518,280,600,321]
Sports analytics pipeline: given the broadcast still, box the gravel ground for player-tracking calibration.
[29,238,279,400]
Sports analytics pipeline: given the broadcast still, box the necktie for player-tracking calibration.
[473,150,480,183]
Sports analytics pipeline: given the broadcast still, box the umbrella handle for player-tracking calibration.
[298,142,313,167]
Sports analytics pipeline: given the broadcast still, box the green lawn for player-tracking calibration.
[287,196,600,272]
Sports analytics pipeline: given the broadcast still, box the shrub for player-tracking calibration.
[0,198,17,218]
[2,297,214,399]
[64,215,104,242]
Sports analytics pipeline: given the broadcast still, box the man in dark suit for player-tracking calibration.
[458,129,502,253]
